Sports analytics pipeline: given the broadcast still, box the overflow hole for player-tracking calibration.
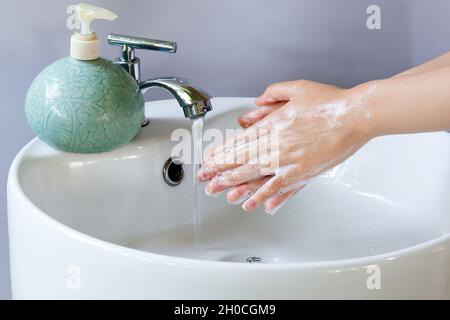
[163,157,184,186]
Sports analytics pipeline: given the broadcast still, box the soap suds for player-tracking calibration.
[209,164,261,189]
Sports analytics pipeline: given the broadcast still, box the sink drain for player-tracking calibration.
[219,254,271,263]
[162,157,184,186]
[246,257,263,263]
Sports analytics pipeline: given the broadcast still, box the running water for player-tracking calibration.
[191,118,204,250]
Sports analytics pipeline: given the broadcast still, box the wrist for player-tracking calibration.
[345,79,386,140]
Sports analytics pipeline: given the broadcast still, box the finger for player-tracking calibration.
[200,135,271,183]
[199,140,266,182]
[206,126,265,160]
[264,185,305,215]
[199,135,281,183]
[255,81,299,106]
[226,176,270,204]
[202,128,248,162]
[197,162,240,182]
[238,102,285,128]
[242,175,287,211]
[205,164,263,195]
[205,129,271,166]
[238,106,276,128]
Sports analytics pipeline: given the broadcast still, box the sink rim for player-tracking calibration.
[8,98,450,270]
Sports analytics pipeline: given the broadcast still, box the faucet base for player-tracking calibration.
[141,118,150,127]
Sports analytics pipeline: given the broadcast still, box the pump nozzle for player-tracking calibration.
[70,3,117,60]
[75,3,117,35]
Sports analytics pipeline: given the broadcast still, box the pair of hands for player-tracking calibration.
[197,80,374,214]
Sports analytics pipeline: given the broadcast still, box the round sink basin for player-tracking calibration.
[8,98,450,299]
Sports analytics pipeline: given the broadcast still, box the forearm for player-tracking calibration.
[353,66,450,138]
[394,51,450,77]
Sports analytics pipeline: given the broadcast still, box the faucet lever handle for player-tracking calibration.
[107,34,177,83]
[107,34,177,60]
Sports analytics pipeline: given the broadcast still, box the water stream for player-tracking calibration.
[191,118,204,250]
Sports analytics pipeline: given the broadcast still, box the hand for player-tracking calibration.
[198,80,374,214]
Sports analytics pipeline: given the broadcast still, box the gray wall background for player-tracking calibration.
[1,0,449,299]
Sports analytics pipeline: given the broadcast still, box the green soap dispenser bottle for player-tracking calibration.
[25,3,145,153]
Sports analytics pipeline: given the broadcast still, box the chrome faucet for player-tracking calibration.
[107,34,212,120]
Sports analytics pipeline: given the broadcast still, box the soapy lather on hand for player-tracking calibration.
[198,51,450,214]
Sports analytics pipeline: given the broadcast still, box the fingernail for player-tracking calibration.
[228,190,253,205]
[204,185,213,196]
[242,199,257,211]
[197,166,214,181]
[204,185,220,197]
[239,117,250,125]
[265,201,286,216]
[197,171,208,181]
[238,119,252,129]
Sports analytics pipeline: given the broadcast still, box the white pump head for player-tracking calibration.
[75,3,118,35]
[70,3,118,60]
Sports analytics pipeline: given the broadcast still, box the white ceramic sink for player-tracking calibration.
[8,98,450,299]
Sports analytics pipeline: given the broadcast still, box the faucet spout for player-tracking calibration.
[108,34,212,119]
[139,77,212,119]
